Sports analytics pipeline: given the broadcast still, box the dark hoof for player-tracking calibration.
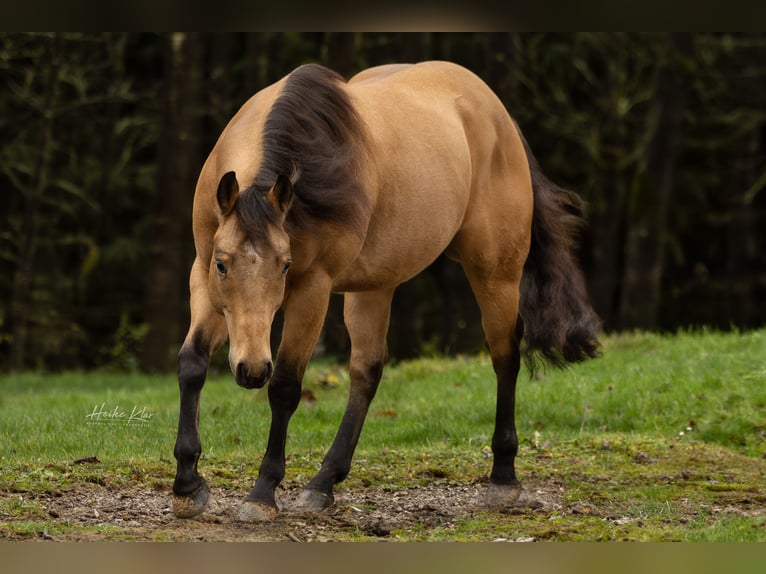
[238,500,279,522]
[294,488,334,511]
[483,482,523,509]
[172,483,209,518]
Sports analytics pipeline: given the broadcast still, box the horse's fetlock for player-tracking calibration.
[491,437,519,459]
[174,438,201,462]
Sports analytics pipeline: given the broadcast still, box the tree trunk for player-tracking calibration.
[206,33,235,134]
[485,33,521,101]
[388,278,423,360]
[244,33,270,95]
[722,131,759,327]
[398,32,432,62]
[586,170,629,330]
[9,33,63,370]
[141,33,204,372]
[618,33,692,330]
[720,34,764,329]
[324,33,358,77]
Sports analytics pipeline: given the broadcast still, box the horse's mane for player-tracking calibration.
[236,64,369,239]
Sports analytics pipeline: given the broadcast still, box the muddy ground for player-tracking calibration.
[1,479,569,541]
[5,476,764,542]
[4,440,766,541]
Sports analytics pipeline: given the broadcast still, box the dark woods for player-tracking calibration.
[1,33,764,371]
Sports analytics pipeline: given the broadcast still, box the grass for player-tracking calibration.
[1,328,765,541]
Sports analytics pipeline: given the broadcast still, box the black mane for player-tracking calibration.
[235,64,369,239]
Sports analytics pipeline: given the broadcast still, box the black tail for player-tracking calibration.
[517,133,601,369]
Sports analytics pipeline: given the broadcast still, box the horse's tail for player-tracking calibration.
[517,131,601,369]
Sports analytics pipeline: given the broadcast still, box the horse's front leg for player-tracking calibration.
[295,289,394,511]
[238,273,332,522]
[172,259,227,518]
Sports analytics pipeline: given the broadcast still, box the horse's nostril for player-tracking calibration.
[235,360,273,389]
[236,362,249,381]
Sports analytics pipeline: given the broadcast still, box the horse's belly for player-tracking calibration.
[331,196,463,292]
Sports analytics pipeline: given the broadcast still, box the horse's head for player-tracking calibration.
[209,171,293,389]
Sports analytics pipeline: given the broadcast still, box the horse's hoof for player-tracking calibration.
[483,481,523,509]
[294,488,334,511]
[172,483,209,518]
[238,500,279,522]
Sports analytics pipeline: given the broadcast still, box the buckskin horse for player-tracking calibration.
[171,61,600,521]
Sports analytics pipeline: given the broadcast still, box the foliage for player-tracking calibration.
[0,33,159,370]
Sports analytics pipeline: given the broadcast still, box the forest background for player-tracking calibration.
[1,32,764,372]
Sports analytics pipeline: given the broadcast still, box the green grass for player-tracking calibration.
[1,328,765,541]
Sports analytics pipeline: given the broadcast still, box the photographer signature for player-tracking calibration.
[85,402,154,425]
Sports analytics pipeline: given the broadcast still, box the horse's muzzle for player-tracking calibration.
[235,360,273,389]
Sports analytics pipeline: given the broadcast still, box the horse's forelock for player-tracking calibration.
[233,188,281,243]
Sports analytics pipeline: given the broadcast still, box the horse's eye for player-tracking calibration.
[215,260,228,276]
[282,259,292,275]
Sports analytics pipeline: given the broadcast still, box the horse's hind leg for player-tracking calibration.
[172,258,227,518]
[462,266,526,508]
[295,288,394,510]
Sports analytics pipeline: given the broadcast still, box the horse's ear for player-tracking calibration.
[216,171,239,216]
[267,174,294,215]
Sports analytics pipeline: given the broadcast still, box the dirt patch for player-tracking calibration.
[1,480,564,541]
[4,440,765,541]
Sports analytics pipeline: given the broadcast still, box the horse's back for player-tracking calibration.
[349,60,490,95]
[349,60,530,216]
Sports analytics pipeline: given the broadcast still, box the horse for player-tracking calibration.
[171,61,601,521]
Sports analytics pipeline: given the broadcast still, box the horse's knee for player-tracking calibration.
[178,345,208,391]
[267,368,302,412]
